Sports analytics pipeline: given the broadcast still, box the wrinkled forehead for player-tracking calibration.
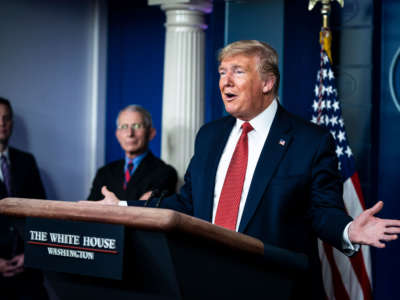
[117,110,144,124]
[219,54,261,73]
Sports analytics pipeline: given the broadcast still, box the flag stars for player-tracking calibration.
[326,85,333,96]
[323,54,329,64]
[330,116,338,126]
[311,115,318,124]
[328,69,335,80]
[325,115,330,126]
[322,68,328,79]
[313,100,320,112]
[345,146,353,158]
[332,101,340,111]
[339,118,344,127]
[314,85,320,97]
[330,130,336,139]
[326,100,332,110]
[336,145,344,157]
[337,131,346,143]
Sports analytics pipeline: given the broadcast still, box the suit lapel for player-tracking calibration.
[238,105,293,232]
[129,153,151,186]
[110,160,126,197]
[197,117,236,221]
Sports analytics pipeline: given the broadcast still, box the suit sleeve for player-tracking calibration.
[87,169,105,201]
[125,130,205,216]
[27,154,46,199]
[126,158,194,215]
[151,165,178,196]
[309,132,352,250]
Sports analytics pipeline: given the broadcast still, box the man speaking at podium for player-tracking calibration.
[98,40,400,298]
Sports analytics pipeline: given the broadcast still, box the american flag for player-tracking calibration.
[311,49,373,300]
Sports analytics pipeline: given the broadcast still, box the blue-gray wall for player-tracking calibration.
[0,0,107,201]
[376,0,400,298]
[224,0,284,100]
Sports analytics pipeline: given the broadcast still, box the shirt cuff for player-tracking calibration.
[342,221,360,256]
[118,201,128,207]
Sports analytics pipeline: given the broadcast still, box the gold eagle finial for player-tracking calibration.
[308,0,344,29]
[308,0,344,11]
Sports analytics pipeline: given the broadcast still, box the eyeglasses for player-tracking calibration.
[117,123,146,131]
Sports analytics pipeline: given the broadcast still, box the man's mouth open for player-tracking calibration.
[224,93,237,101]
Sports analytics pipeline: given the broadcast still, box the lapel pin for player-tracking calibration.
[279,138,286,147]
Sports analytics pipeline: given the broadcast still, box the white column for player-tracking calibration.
[149,0,212,185]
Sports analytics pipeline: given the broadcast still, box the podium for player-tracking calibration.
[0,198,308,300]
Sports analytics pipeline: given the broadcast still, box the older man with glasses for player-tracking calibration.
[87,105,177,202]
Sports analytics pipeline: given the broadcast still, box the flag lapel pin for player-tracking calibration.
[278,138,286,147]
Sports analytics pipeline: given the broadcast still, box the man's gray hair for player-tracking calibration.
[218,40,280,96]
[116,105,153,128]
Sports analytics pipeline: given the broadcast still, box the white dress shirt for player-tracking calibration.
[120,98,358,253]
[210,99,358,254]
[212,100,278,231]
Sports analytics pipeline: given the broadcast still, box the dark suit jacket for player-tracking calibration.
[0,147,48,299]
[0,147,46,258]
[87,151,177,201]
[131,105,352,298]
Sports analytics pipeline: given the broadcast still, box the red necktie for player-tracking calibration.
[123,161,134,190]
[214,122,253,230]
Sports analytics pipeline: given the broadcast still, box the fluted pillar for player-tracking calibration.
[149,0,212,185]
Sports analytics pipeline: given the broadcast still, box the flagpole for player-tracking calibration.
[308,0,344,63]
[308,0,344,29]
[308,1,373,300]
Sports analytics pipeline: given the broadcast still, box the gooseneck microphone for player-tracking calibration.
[155,190,169,208]
[144,189,160,207]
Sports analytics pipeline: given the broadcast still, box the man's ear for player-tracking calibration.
[262,76,275,94]
[148,127,156,141]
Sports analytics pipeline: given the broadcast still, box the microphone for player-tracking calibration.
[155,190,169,208]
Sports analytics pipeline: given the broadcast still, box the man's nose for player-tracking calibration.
[127,127,135,136]
[221,72,234,87]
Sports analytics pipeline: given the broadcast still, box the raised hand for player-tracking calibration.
[349,201,400,248]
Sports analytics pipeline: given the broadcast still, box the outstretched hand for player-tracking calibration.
[97,186,120,205]
[349,201,400,248]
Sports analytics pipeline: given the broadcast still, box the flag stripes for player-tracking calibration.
[311,45,372,300]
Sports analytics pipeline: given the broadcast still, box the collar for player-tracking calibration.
[124,151,148,167]
[0,147,10,163]
[234,98,278,137]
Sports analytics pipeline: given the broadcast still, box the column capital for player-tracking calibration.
[148,0,212,14]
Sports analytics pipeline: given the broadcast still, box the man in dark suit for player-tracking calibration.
[98,41,400,298]
[88,105,177,201]
[0,97,48,299]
